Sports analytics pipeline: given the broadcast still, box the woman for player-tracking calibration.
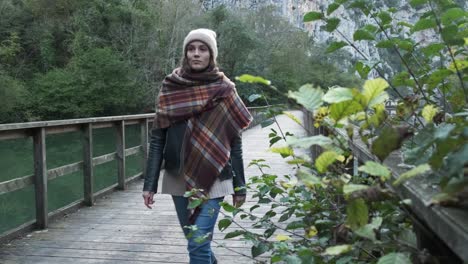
[142,28,252,264]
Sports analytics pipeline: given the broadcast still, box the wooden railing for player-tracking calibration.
[0,114,154,243]
[303,109,468,262]
[0,107,266,243]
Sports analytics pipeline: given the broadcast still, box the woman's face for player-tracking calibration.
[186,41,211,72]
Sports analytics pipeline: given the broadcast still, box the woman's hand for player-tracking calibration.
[142,191,155,209]
[232,194,246,208]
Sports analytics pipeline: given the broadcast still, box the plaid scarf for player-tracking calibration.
[153,67,252,196]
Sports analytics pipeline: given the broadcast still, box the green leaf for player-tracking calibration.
[316,151,340,173]
[218,218,232,231]
[261,118,275,128]
[448,59,468,72]
[304,11,324,22]
[188,199,203,209]
[427,69,453,90]
[297,169,323,187]
[336,256,354,264]
[377,253,412,264]
[354,217,382,241]
[371,126,402,161]
[325,18,340,32]
[283,111,302,126]
[236,74,271,85]
[363,24,378,33]
[421,43,445,57]
[378,11,392,25]
[284,255,302,264]
[412,18,436,32]
[393,164,431,186]
[391,71,414,87]
[326,41,348,53]
[356,61,370,79]
[441,8,466,26]
[286,135,333,149]
[221,202,237,212]
[323,87,354,103]
[398,229,417,249]
[224,230,245,239]
[327,3,341,15]
[358,161,391,180]
[252,243,269,257]
[443,144,468,179]
[346,198,368,230]
[270,146,294,158]
[442,25,464,46]
[397,22,413,28]
[434,123,455,140]
[421,105,438,123]
[343,184,369,195]
[353,29,375,41]
[362,78,389,108]
[348,0,369,15]
[286,220,307,230]
[248,94,262,102]
[395,39,414,51]
[376,40,394,49]
[288,84,323,112]
[409,0,428,8]
[330,100,363,122]
[324,244,353,255]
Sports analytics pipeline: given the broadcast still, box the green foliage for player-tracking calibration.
[358,161,391,180]
[220,0,466,261]
[30,48,143,119]
[288,84,323,112]
[220,76,418,263]
[0,1,359,122]
[377,253,412,264]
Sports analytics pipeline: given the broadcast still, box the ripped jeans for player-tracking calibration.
[172,196,223,264]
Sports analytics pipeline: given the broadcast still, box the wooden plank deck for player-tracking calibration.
[0,111,306,264]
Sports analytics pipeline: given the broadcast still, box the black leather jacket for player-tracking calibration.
[142,121,247,195]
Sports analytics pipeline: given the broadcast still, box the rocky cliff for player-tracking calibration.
[201,0,464,73]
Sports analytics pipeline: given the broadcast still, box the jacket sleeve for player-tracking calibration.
[231,133,247,195]
[142,128,167,192]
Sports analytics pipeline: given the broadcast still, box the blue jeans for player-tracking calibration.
[172,196,223,264]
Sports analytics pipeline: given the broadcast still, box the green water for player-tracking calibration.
[0,124,144,234]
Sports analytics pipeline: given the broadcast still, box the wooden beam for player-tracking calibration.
[116,121,126,190]
[33,127,47,229]
[0,174,34,195]
[140,119,149,180]
[47,161,83,180]
[93,152,117,166]
[82,123,94,206]
[0,113,156,132]
[45,125,80,135]
[125,146,140,156]
[0,129,30,140]
[125,120,140,125]
[92,122,114,129]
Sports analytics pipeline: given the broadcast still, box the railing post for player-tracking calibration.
[140,119,149,179]
[116,120,126,190]
[82,123,94,206]
[33,127,47,229]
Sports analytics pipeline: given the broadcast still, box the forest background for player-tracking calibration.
[0,0,360,124]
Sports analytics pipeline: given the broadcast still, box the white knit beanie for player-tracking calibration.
[183,28,218,62]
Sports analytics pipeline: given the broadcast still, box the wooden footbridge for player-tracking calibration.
[1,110,467,263]
[0,111,306,263]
